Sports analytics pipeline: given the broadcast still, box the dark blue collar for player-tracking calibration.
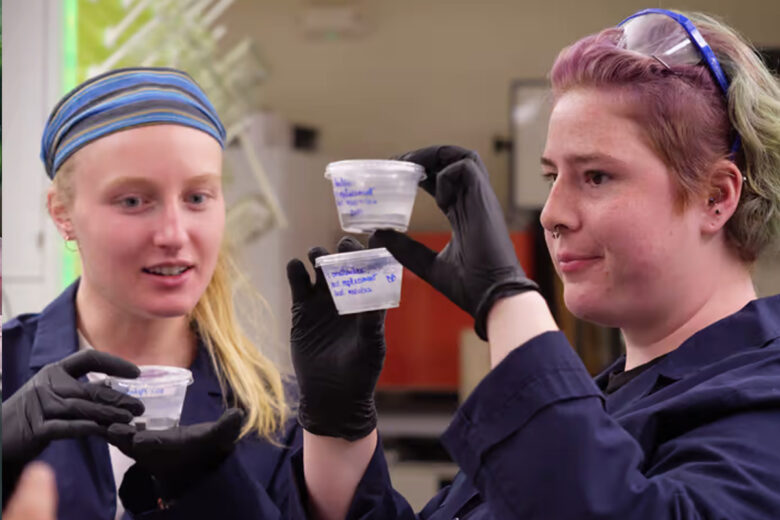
[27,279,223,399]
[596,294,780,388]
[29,280,81,371]
[653,294,780,379]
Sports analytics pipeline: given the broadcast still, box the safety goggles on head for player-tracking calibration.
[618,8,729,95]
[618,8,740,157]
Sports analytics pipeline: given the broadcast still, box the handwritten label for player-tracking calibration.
[333,177,379,218]
[116,385,180,398]
[326,260,401,301]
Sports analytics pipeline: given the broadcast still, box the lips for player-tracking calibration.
[556,253,602,274]
[142,263,194,276]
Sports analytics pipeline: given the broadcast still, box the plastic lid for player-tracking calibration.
[315,247,395,268]
[111,365,194,387]
[325,160,425,180]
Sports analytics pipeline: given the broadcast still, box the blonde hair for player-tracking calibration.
[690,12,780,260]
[52,157,290,440]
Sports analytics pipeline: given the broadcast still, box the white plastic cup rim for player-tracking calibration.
[314,247,395,268]
[109,365,194,388]
[324,159,426,181]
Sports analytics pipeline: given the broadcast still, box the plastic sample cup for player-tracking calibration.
[324,160,426,233]
[315,248,403,314]
[107,366,194,431]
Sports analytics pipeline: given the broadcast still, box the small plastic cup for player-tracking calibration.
[107,366,194,431]
[315,248,403,314]
[324,160,426,233]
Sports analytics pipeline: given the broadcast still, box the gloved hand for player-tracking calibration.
[107,408,244,510]
[2,349,144,470]
[370,145,538,340]
[286,236,386,441]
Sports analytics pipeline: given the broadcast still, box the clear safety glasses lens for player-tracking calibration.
[618,9,740,158]
[618,9,730,97]
[619,13,702,69]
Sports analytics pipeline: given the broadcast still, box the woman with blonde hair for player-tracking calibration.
[287,8,780,519]
[2,67,300,519]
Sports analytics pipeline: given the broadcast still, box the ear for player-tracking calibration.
[700,159,743,236]
[47,187,75,240]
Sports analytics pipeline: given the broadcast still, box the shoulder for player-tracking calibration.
[2,312,42,362]
[2,313,43,398]
[3,311,44,339]
[651,337,780,421]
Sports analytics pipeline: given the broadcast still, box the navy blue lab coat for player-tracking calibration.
[2,281,302,520]
[290,294,780,519]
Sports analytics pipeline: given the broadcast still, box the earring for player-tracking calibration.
[551,225,561,239]
[64,234,78,253]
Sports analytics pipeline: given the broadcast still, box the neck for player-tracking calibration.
[621,261,756,370]
[75,281,197,368]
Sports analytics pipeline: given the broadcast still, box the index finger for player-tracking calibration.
[395,145,485,196]
[59,350,140,379]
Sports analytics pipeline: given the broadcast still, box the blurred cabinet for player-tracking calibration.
[379,231,535,390]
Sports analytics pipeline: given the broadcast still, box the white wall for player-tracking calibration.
[224,134,341,373]
[2,0,67,320]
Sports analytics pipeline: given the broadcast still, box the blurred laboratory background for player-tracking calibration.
[3,0,780,509]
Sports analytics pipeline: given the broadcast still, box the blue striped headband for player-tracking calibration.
[40,67,226,179]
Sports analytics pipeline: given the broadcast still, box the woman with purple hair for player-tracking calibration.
[287,9,780,519]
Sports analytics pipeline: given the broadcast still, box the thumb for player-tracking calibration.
[4,462,58,520]
[106,423,137,455]
[369,230,436,281]
[212,408,245,447]
[286,258,313,304]
[434,158,481,212]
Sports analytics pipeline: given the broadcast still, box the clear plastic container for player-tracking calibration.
[324,160,426,233]
[107,366,193,431]
[315,248,403,314]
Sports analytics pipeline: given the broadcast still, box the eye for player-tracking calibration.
[186,191,214,206]
[542,172,558,187]
[117,195,145,209]
[585,170,609,186]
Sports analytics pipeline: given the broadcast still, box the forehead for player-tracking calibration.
[545,88,652,159]
[70,124,222,181]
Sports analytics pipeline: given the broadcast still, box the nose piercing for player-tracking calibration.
[551,225,561,239]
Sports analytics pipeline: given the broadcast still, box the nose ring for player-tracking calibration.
[551,225,561,239]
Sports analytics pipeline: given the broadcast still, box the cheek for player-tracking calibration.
[195,212,225,260]
[73,211,139,262]
[599,202,691,286]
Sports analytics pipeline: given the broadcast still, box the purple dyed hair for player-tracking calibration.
[548,12,780,262]
[550,27,732,205]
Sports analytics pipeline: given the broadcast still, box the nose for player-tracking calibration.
[539,176,579,238]
[152,202,187,251]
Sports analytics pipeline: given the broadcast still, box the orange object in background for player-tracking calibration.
[380,231,536,391]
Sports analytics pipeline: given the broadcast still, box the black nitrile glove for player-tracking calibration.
[107,408,244,511]
[370,145,539,341]
[2,349,144,492]
[287,236,386,441]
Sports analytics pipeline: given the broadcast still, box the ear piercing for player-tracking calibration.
[708,197,721,215]
[64,233,79,252]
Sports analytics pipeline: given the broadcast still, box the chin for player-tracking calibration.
[140,300,198,319]
[563,287,623,328]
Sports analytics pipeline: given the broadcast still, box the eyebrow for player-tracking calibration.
[540,153,626,169]
[185,173,222,187]
[102,173,221,191]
